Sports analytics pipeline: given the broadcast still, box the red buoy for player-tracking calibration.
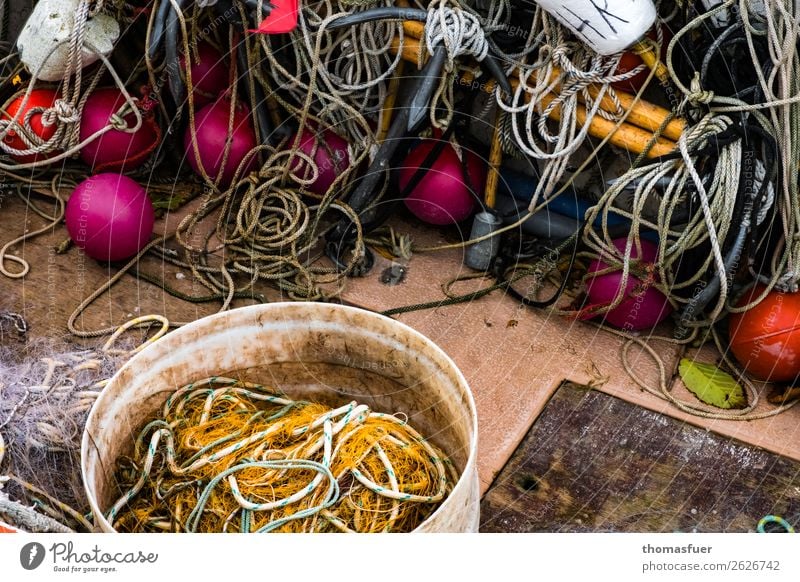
[584,238,673,331]
[65,173,155,262]
[2,88,60,164]
[79,87,161,172]
[729,285,800,382]
[181,41,229,108]
[287,127,350,195]
[183,97,258,187]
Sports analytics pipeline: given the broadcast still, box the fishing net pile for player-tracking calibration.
[0,316,162,531]
[2,0,800,528]
[109,377,456,533]
[0,340,129,532]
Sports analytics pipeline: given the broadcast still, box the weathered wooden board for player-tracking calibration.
[481,382,800,532]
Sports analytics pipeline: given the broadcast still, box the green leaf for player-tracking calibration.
[679,359,747,409]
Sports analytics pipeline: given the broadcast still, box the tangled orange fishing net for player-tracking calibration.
[109,377,457,533]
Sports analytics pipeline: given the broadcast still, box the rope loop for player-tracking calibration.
[425,0,489,63]
[688,72,715,105]
[40,99,81,127]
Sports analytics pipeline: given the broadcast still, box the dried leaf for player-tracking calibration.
[679,359,746,409]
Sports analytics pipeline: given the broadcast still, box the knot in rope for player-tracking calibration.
[109,113,130,131]
[774,273,799,293]
[40,100,81,127]
[89,0,106,16]
[549,43,573,69]
[688,73,715,105]
[425,2,488,63]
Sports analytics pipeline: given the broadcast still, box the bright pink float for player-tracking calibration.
[584,238,672,331]
[398,139,484,225]
[79,87,161,172]
[183,98,257,187]
[287,127,350,195]
[65,173,155,262]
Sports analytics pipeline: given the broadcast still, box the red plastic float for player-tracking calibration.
[184,97,257,187]
[79,87,161,172]
[729,285,800,383]
[1,88,60,164]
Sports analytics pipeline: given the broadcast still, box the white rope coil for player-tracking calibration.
[424,1,489,63]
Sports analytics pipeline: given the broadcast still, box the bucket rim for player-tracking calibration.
[81,301,478,533]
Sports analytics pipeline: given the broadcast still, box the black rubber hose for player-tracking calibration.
[148,0,172,61]
[165,0,188,106]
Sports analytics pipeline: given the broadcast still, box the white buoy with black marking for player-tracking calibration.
[533,0,657,55]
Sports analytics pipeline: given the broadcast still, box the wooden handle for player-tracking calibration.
[390,36,676,158]
[397,20,684,143]
[485,110,504,209]
[632,39,672,86]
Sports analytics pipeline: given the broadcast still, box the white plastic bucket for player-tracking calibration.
[81,303,479,532]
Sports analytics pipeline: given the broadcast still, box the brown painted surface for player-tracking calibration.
[1,190,799,503]
[481,382,800,532]
[340,218,800,493]
[0,190,278,349]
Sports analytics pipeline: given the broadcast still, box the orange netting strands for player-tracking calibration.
[108,377,458,533]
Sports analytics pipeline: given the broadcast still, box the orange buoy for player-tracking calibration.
[729,285,800,382]
[1,88,60,164]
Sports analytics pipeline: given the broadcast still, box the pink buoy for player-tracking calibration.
[180,41,228,108]
[398,139,484,225]
[287,127,350,195]
[183,97,257,187]
[79,87,161,172]
[584,238,672,331]
[65,173,155,262]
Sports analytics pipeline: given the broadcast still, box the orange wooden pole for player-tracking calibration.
[390,36,676,158]
[397,19,684,142]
